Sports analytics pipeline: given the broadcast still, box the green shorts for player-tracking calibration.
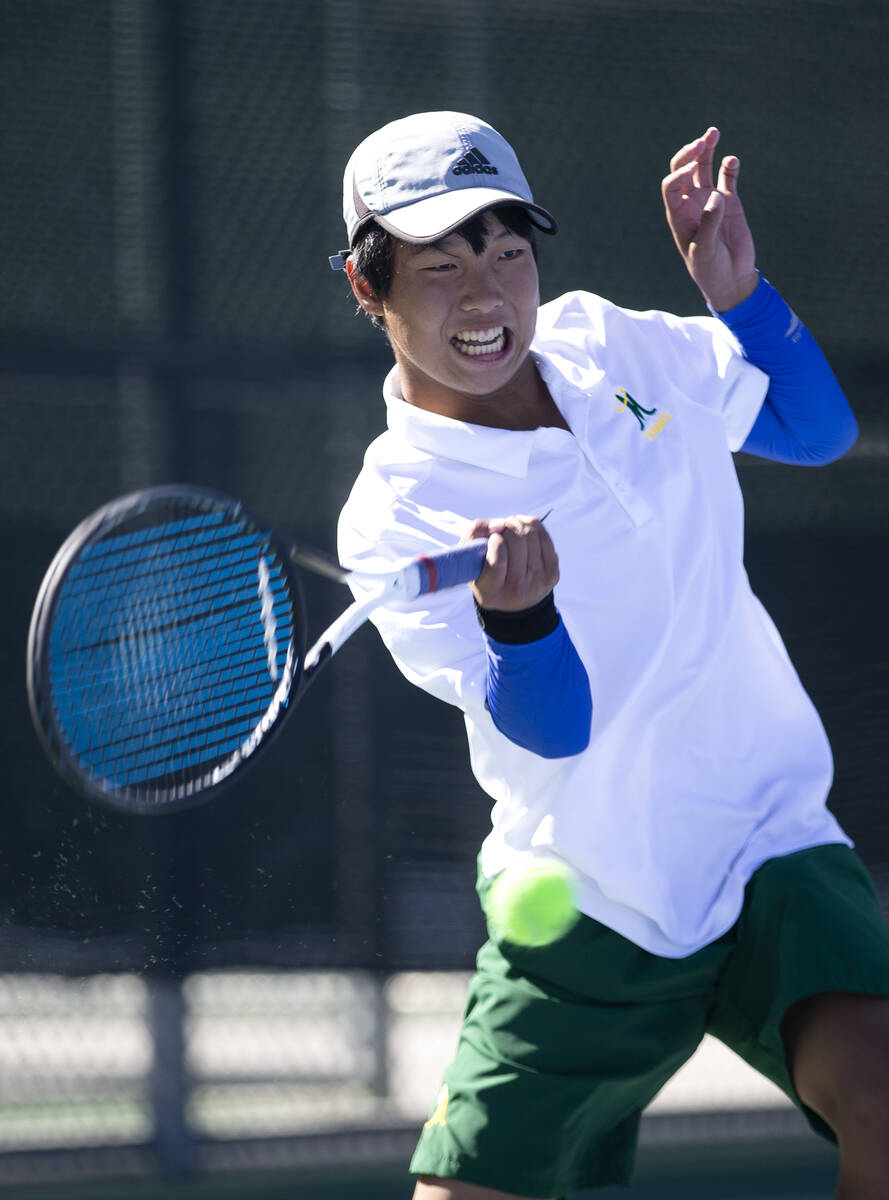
[410,844,889,1197]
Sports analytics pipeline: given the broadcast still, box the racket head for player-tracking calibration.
[27,485,306,815]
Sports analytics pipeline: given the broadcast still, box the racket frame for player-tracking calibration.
[26,484,487,814]
[26,486,307,814]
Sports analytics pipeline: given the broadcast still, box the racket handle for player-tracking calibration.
[413,538,488,596]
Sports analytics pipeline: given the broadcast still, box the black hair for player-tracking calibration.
[350,204,539,330]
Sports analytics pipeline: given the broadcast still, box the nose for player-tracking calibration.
[459,263,504,314]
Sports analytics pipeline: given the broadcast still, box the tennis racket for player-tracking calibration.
[27,485,487,815]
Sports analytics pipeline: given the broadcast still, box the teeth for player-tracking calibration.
[454,326,503,343]
[453,327,506,356]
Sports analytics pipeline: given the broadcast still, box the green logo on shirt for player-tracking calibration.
[615,388,657,431]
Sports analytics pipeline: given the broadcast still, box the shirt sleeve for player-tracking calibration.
[710,275,858,464]
[581,293,771,452]
[337,487,591,757]
[338,475,529,729]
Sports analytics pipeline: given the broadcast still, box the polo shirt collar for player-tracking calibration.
[383,365,538,478]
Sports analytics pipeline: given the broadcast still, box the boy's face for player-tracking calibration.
[363,213,541,422]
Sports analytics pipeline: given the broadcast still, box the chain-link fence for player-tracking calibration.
[1,0,887,1187]
[1,967,818,1190]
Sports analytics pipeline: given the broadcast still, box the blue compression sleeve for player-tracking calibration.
[480,607,592,759]
[712,275,858,464]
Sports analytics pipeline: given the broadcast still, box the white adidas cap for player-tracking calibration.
[329,111,557,270]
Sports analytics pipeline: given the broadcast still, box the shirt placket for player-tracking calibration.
[555,377,654,529]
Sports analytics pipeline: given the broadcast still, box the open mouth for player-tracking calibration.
[451,326,508,358]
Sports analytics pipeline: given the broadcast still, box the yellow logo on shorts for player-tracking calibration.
[424,1083,449,1128]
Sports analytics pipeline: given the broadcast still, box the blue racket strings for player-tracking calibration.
[46,509,296,796]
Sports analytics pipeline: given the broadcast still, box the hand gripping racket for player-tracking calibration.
[26,485,487,815]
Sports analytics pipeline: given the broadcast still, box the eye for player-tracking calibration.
[422,262,456,272]
[499,247,524,261]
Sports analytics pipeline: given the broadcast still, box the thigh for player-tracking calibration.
[783,991,889,1130]
[708,844,889,1141]
[413,1178,557,1200]
[411,911,725,1197]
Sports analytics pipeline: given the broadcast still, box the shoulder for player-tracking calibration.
[337,434,464,565]
[357,428,437,479]
[535,290,619,342]
[534,290,676,357]
[339,432,433,532]
[537,289,726,338]
[349,425,451,503]
[535,290,741,369]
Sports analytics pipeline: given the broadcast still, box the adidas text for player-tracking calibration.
[452,147,499,176]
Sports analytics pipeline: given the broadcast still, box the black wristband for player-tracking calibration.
[474,591,559,644]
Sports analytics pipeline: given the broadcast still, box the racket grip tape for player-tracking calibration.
[415,538,488,594]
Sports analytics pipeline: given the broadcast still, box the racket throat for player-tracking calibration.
[300,586,384,686]
[302,640,333,686]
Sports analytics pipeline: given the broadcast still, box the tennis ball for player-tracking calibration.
[487,859,579,947]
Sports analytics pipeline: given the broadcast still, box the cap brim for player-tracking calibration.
[365,187,557,244]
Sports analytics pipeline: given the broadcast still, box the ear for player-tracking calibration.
[346,259,384,319]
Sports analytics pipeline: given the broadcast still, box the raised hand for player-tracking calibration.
[661,127,759,313]
[464,515,559,612]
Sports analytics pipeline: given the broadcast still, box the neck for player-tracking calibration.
[396,355,570,432]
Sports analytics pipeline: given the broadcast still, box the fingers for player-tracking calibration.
[661,159,703,256]
[463,518,494,541]
[662,129,756,312]
[668,126,719,190]
[717,153,740,197]
[662,137,741,257]
[661,160,698,216]
[470,515,559,612]
[693,186,726,256]
[664,128,739,210]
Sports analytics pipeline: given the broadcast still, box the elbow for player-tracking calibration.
[750,371,859,465]
[803,407,859,465]
[492,680,593,759]
[534,708,593,758]
[822,408,859,463]
[539,678,593,757]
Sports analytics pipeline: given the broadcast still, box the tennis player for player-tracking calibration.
[332,112,889,1199]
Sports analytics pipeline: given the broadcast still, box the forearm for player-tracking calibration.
[713,274,858,464]
[476,594,592,758]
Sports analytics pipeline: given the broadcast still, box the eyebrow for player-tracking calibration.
[406,239,460,257]
[407,228,514,257]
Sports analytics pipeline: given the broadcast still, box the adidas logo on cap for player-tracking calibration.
[451,147,499,176]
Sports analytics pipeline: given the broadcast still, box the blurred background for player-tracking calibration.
[0,1,886,1196]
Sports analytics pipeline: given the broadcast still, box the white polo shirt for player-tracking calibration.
[337,289,849,958]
